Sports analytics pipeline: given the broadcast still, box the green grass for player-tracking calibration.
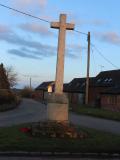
[71,104,120,121]
[0,123,120,153]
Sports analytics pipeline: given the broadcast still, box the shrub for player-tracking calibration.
[0,89,16,105]
[20,87,33,98]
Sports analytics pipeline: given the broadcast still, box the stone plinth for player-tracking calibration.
[46,93,68,122]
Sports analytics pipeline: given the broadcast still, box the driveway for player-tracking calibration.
[0,98,120,135]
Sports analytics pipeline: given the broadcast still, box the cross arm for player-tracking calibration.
[51,22,75,30]
[66,23,75,30]
[51,22,60,29]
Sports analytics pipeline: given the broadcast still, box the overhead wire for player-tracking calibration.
[91,47,97,74]
[0,3,119,71]
[91,43,119,69]
[0,3,89,36]
[74,29,88,36]
[0,3,50,24]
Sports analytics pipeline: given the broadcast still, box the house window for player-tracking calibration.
[108,78,112,82]
[104,78,109,82]
[97,78,102,83]
[104,78,113,84]
[48,85,52,93]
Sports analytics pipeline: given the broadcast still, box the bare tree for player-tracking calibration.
[6,66,18,88]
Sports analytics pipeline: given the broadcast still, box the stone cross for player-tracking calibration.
[51,14,74,94]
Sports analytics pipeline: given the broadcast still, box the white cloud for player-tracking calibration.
[0,23,77,60]
[19,23,54,36]
[91,19,108,26]
[71,16,108,27]
[94,31,120,45]
[0,24,11,33]
[13,0,47,8]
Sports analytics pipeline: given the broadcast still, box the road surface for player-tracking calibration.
[0,98,120,135]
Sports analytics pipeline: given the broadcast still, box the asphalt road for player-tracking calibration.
[0,157,118,160]
[0,98,120,135]
[0,98,47,127]
[70,112,120,135]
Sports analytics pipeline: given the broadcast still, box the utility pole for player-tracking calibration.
[30,77,31,89]
[21,74,41,89]
[85,32,90,105]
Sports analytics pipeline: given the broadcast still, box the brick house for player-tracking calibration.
[34,81,54,101]
[66,69,120,107]
[34,81,69,101]
[66,78,85,104]
[33,69,120,110]
[90,69,120,106]
[34,78,91,105]
[101,86,120,111]
[66,77,95,105]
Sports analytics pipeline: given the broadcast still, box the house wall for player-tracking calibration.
[67,86,112,107]
[101,94,120,111]
[32,90,44,101]
[44,91,52,100]
[69,93,84,104]
[88,87,111,106]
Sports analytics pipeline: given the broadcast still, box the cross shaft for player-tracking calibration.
[51,14,74,94]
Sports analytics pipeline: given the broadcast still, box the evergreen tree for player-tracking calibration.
[0,63,10,89]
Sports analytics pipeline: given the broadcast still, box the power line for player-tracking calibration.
[91,43,119,69]
[0,3,89,36]
[0,3,50,23]
[2,3,117,70]
[74,29,88,36]
[91,47,97,74]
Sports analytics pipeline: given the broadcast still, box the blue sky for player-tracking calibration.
[0,0,120,88]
